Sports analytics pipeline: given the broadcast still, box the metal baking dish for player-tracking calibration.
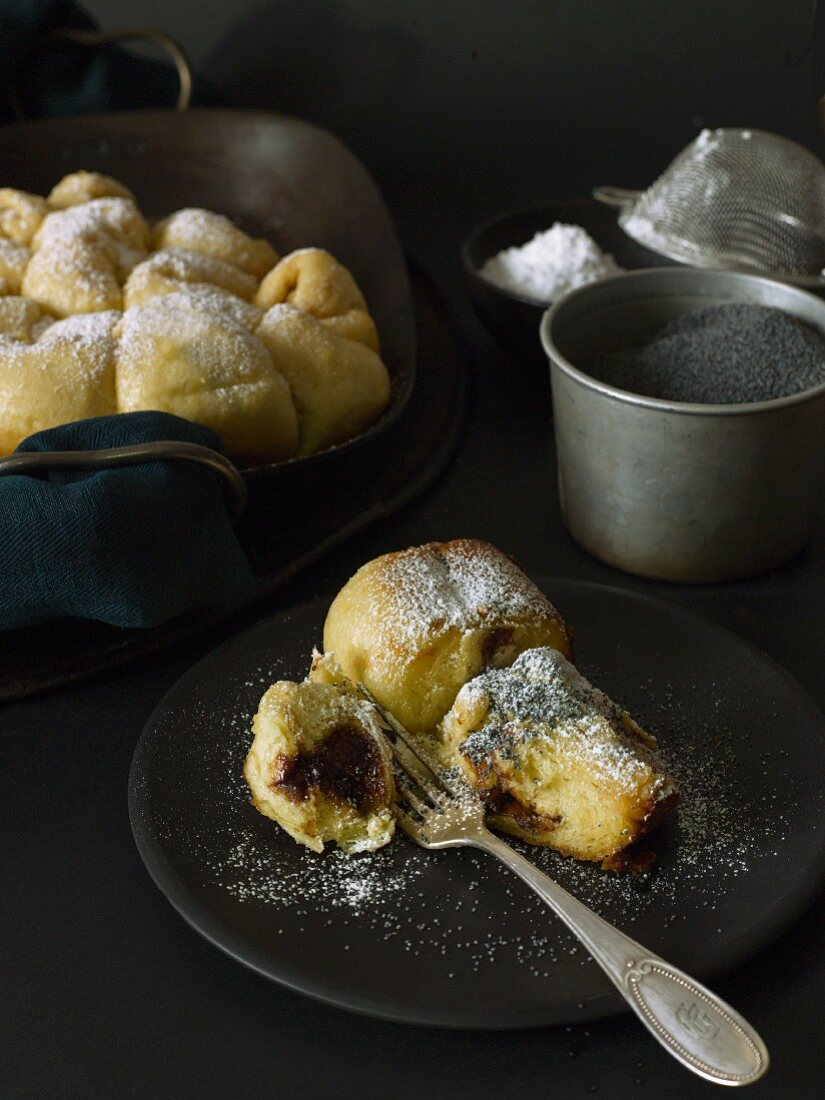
[0,107,416,485]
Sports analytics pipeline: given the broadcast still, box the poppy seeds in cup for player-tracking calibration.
[591,303,825,404]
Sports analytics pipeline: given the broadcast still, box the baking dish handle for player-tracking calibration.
[0,441,247,522]
[50,28,193,111]
[11,27,193,119]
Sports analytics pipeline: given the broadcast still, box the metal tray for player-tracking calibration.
[0,109,468,698]
[0,107,416,481]
[0,264,467,701]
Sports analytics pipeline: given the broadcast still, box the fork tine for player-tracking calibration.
[389,738,446,806]
[392,804,426,843]
[393,770,434,818]
[357,683,464,798]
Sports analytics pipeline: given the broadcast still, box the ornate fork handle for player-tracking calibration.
[477,831,768,1087]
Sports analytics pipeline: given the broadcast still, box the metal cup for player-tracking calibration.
[540,268,825,582]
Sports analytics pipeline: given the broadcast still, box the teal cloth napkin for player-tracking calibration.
[0,412,255,629]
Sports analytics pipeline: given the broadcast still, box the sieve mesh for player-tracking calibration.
[617,129,825,277]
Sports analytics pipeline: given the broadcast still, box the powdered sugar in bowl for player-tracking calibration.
[462,201,647,363]
[541,268,825,582]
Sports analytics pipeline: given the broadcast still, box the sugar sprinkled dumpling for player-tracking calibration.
[23,198,149,316]
[0,188,49,245]
[115,292,298,464]
[124,247,258,310]
[31,197,149,272]
[152,208,278,279]
[0,296,53,342]
[441,647,678,863]
[0,240,32,295]
[0,311,118,455]
[256,302,389,456]
[244,678,396,854]
[322,540,573,738]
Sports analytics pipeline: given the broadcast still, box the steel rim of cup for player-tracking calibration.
[540,267,825,417]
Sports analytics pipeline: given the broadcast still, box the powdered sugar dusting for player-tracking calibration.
[368,541,563,658]
[32,198,148,278]
[480,223,621,303]
[147,657,795,987]
[452,647,673,797]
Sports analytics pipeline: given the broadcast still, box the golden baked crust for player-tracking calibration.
[256,303,389,455]
[115,292,298,464]
[441,647,678,862]
[0,311,118,453]
[255,247,379,352]
[244,679,396,854]
[0,173,391,462]
[322,540,573,737]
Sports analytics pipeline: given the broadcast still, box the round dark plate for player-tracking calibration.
[129,579,825,1029]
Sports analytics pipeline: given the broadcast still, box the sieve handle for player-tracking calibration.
[592,186,642,208]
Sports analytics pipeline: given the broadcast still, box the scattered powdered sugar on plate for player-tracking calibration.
[158,654,793,978]
[480,223,622,303]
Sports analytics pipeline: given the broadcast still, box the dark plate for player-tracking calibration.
[0,108,416,476]
[129,578,825,1029]
[461,198,671,363]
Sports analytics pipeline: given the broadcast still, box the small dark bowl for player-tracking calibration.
[461,198,668,364]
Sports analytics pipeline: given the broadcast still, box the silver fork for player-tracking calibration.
[364,689,769,1089]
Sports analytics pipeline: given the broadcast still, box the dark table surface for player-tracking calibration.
[2,164,824,1100]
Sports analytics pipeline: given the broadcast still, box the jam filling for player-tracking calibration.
[482,784,562,835]
[481,626,515,665]
[271,724,387,814]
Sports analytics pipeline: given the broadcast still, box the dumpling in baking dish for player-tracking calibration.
[0,240,31,295]
[23,198,149,315]
[0,311,118,455]
[123,247,258,310]
[256,303,389,456]
[255,247,380,352]
[152,208,277,278]
[115,292,297,464]
[47,171,137,209]
[0,188,49,245]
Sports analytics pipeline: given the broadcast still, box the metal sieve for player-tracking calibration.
[594,128,825,279]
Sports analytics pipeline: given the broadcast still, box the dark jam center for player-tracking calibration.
[481,626,515,665]
[273,725,386,814]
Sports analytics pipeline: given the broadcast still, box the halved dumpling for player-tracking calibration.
[244,679,396,854]
[441,647,678,864]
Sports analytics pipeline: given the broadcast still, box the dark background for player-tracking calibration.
[85,0,822,188]
[4,4,825,1099]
